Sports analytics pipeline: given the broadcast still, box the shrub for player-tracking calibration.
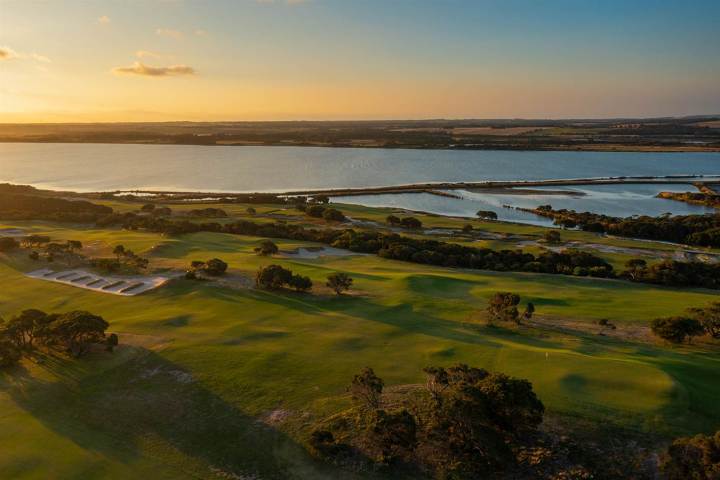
[255,240,279,256]
[204,258,228,276]
[651,316,705,344]
[400,217,422,229]
[660,431,720,480]
[306,205,326,218]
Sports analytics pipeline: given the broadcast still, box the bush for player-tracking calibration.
[660,431,720,480]
[289,274,313,292]
[255,240,279,256]
[204,258,228,276]
[651,316,705,343]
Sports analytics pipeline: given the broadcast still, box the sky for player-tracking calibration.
[1,0,719,122]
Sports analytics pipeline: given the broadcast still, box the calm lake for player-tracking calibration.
[1,142,719,224]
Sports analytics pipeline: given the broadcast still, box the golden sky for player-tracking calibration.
[1,0,719,122]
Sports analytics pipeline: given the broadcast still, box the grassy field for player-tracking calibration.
[1,204,720,479]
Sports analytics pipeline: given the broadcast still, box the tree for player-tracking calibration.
[246,207,256,215]
[624,258,647,280]
[141,203,156,212]
[523,302,535,321]
[462,224,473,233]
[289,274,313,292]
[660,430,720,480]
[322,208,346,222]
[3,309,49,349]
[255,264,293,290]
[687,302,720,339]
[348,367,383,410]
[487,292,521,324]
[254,240,279,256]
[476,210,498,220]
[422,364,544,477]
[113,244,126,261]
[49,311,109,357]
[314,195,330,204]
[326,272,352,295]
[651,316,705,344]
[204,258,228,276]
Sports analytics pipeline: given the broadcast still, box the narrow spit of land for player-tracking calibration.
[110,174,720,199]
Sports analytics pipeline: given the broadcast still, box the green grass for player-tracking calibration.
[1,214,720,479]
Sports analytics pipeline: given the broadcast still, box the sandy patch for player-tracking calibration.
[26,268,172,296]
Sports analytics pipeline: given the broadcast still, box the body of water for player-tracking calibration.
[1,142,719,224]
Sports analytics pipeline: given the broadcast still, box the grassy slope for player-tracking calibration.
[1,209,720,478]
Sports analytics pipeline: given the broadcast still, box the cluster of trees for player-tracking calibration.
[305,204,346,222]
[660,430,720,479]
[4,235,84,263]
[140,204,172,216]
[476,210,498,220]
[90,212,720,289]
[254,265,352,294]
[254,264,312,292]
[386,215,423,229]
[1,309,115,366]
[650,301,720,344]
[254,240,279,256]
[94,214,622,281]
[621,258,720,289]
[658,191,720,209]
[0,193,113,222]
[185,207,227,218]
[186,258,228,279]
[529,205,720,247]
[310,364,545,477]
[91,244,148,273]
[486,292,534,325]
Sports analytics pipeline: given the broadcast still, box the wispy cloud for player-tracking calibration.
[98,15,111,24]
[156,28,183,39]
[112,61,195,77]
[0,45,50,63]
[0,46,18,60]
[136,50,162,59]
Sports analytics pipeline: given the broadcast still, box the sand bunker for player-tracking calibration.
[26,268,171,296]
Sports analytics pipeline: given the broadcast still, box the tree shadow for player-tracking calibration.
[1,348,341,479]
